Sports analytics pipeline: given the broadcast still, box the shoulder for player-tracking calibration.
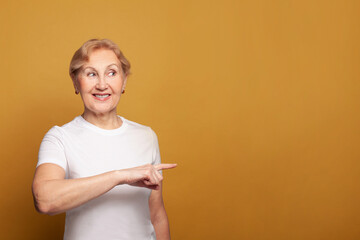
[42,117,79,139]
[122,117,154,132]
[43,126,63,139]
[123,117,149,129]
[122,117,157,138]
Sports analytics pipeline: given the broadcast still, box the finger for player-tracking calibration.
[145,184,160,190]
[151,170,160,185]
[154,169,163,182]
[154,163,177,171]
[144,170,158,186]
[144,179,154,186]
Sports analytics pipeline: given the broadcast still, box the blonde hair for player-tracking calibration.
[69,39,131,80]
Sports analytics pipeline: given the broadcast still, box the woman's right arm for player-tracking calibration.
[32,163,176,215]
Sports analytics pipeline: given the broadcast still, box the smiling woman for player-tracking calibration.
[75,49,126,123]
[69,39,130,128]
[32,39,177,240]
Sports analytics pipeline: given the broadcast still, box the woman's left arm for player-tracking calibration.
[149,182,171,240]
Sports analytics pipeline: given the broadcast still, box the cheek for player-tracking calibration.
[79,81,98,94]
[76,78,86,90]
[112,80,125,92]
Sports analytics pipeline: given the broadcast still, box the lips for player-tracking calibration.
[92,93,111,101]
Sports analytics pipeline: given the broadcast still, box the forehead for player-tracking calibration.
[85,49,120,68]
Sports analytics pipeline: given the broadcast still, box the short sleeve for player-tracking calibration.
[37,126,68,174]
[150,128,162,173]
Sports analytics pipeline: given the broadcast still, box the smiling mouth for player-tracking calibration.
[92,94,111,101]
[93,94,110,98]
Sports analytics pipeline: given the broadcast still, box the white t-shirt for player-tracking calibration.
[37,115,161,240]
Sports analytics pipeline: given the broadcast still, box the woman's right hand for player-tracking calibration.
[119,164,177,190]
[32,163,177,215]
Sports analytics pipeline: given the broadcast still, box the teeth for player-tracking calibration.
[95,94,109,98]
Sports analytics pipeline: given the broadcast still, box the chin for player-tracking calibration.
[94,108,117,114]
[85,105,117,115]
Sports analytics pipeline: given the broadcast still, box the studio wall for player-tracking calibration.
[0,0,359,239]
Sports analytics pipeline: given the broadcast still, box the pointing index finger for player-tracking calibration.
[155,163,177,171]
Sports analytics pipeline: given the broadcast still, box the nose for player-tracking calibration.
[95,75,108,90]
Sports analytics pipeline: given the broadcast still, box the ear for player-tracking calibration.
[71,74,79,91]
[122,75,128,89]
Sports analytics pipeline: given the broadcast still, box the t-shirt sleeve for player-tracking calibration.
[37,126,68,174]
[150,128,162,172]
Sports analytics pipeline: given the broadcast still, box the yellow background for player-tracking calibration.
[1,0,359,239]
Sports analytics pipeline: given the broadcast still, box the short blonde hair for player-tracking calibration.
[69,39,131,80]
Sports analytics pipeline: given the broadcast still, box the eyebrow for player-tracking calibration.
[82,66,96,71]
[83,64,120,71]
[107,64,120,69]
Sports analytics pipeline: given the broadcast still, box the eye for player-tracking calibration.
[87,72,96,77]
[108,71,116,77]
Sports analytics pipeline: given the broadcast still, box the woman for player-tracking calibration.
[32,39,177,240]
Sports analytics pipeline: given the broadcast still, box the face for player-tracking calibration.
[74,49,126,116]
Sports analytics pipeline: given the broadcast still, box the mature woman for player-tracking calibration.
[32,39,176,240]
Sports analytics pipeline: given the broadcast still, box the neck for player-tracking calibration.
[81,110,123,130]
